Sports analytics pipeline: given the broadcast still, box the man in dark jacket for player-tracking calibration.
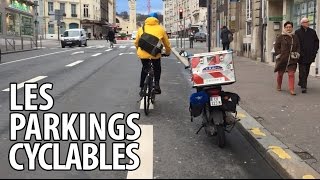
[295,17,319,93]
[107,29,116,48]
[220,26,232,50]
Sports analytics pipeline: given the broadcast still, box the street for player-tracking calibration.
[0,40,280,178]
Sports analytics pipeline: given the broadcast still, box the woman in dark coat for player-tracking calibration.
[274,21,301,95]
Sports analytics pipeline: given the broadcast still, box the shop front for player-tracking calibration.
[291,0,317,30]
[4,0,35,37]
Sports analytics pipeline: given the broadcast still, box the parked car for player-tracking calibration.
[194,32,207,42]
[61,29,88,48]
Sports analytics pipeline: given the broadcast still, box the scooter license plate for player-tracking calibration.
[210,96,222,106]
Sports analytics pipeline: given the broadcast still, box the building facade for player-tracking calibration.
[0,0,36,38]
[210,0,320,77]
[163,0,207,37]
[128,0,136,35]
[35,0,116,40]
[108,0,116,26]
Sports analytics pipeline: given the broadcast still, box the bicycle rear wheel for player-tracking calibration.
[143,77,151,115]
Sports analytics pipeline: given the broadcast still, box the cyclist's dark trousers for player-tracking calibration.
[298,63,312,88]
[140,59,161,88]
[223,43,230,50]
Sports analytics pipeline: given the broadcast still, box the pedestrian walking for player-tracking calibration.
[295,17,319,93]
[189,31,195,48]
[220,26,233,50]
[274,21,301,95]
[107,29,115,48]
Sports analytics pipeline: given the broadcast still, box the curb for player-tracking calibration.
[172,47,320,179]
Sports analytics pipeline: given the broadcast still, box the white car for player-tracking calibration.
[61,29,88,48]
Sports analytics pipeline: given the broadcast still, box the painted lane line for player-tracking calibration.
[126,125,153,179]
[131,46,136,49]
[71,51,84,55]
[2,76,48,92]
[119,46,126,48]
[92,53,102,57]
[66,60,83,67]
[0,48,80,67]
[139,97,154,109]
[85,46,95,49]
[120,52,135,56]
[96,45,105,48]
[105,49,112,52]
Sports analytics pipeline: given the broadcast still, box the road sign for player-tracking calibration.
[55,10,65,21]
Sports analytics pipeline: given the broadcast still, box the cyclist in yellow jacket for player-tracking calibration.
[135,12,171,96]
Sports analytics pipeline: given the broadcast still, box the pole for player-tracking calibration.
[260,0,264,62]
[184,18,186,49]
[180,23,182,48]
[207,0,212,52]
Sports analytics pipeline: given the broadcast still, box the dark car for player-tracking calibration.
[194,32,207,42]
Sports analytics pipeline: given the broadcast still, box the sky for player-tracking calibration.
[116,0,163,15]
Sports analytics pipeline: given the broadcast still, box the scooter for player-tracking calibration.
[184,51,240,148]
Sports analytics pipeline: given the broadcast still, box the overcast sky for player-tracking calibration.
[116,0,163,14]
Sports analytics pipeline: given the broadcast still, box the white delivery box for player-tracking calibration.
[190,50,236,87]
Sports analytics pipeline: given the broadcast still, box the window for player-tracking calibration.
[48,2,53,13]
[21,15,33,36]
[246,0,252,35]
[7,13,20,36]
[48,24,54,34]
[60,3,65,13]
[71,4,76,15]
[84,4,89,18]
[293,0,317,30]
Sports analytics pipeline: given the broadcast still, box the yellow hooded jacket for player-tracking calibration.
[134,17,171,60]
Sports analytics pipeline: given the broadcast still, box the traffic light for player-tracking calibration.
[179,9,183,20]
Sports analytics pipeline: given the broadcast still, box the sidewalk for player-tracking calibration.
[0,39,60,54]
[173,47,320,178]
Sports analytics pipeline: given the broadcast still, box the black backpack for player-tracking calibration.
[138,25,163,56]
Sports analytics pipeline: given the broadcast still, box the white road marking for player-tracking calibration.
[71,51,84,55]
[119,46,126,48]
[105,49,112,52]
[119,52,135,56]
[92,53,102,57]
[50,47,58,50]
[126,125,153,179]
[85,46,95,49]
[131,46,136,49]
[139,97,154,110]
[66,60,83,67]
[2,76,48,92]
[96,45,105,48]
[0,48,81,67]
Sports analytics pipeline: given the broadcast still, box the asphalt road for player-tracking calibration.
[0,40,280,179]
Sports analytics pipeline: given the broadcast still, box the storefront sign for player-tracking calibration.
[269,16,286,22]
[9,0,31,13]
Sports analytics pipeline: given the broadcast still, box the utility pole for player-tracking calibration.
[184,18,186,49]
[259,0,264,62]
[207,0,212,52]
[179,8,183,49]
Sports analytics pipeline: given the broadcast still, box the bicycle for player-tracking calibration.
[139,54,169,116]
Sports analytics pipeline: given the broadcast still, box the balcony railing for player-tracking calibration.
[71,14,78,17]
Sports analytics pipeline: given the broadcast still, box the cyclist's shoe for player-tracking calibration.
[154,84,161,94]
